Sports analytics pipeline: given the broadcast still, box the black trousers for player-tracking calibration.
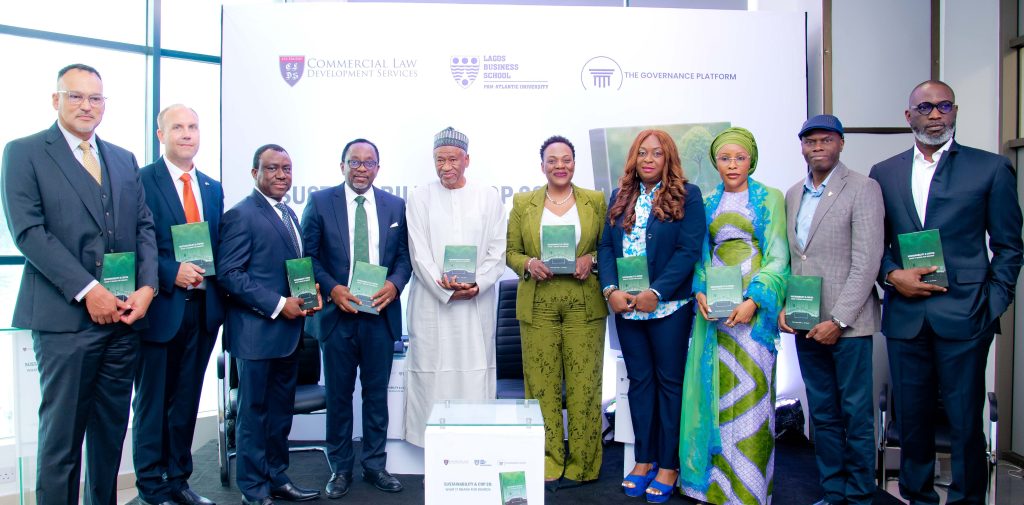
[887,321,993,505]
[132,292,217,502]
[319,312,394,474]
[33,324,138,505]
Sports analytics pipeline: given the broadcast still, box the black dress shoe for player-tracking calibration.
[141,500,177,505]
[269,482,320,502]
[173,487,216,505]
[325,472,352,499]
[363,469,404,493]
[241,498,274,505]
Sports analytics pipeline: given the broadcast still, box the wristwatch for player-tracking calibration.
[603,285,618,300]
[830,316,848,330]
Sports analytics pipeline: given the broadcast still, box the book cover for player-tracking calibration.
[285,257,317,310]
[616,255,649,295]
[541,224,576,275]
[101,252,136,302]
[349,261,387,315]
[443,245,477,284]
[498,470,528,505]
[170,222,216,275]
[706,265,743,319]
[785,275,822,330]
[898,229,948,287]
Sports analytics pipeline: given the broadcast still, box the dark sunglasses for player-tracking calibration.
[913,100,955,115]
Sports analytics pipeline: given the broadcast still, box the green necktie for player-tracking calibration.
[354,195,369,264]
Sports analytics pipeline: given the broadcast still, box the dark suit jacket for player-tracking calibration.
[139,158,225,342]
[1,122,158,332]
[869,141,1023,339]
[597,183,706,302]
[217,189,304,359]
[506,185,608,324]
[300,185,412,340]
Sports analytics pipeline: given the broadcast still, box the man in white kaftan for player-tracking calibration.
[404,127,507,447]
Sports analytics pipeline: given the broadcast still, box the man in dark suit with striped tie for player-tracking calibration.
[218,144,322,505]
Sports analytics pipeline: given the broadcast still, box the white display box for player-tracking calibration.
[424,400,544,505]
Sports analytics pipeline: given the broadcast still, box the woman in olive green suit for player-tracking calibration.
[506,135,608,488]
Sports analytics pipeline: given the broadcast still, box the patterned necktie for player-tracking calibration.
[180,173,201,223]
[353,195,369,264]
[79,141,102,185]
[275,202,300,255]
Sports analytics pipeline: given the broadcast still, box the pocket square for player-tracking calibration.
[389,222,399,228]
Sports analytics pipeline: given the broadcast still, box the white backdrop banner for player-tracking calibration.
[221,3,808,211]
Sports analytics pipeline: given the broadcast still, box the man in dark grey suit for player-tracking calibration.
[780,115,884,505]
[1,63,158,505]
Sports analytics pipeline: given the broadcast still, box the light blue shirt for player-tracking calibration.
[795,167,836,250]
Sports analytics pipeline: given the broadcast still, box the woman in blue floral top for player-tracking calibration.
[596,129,706,503]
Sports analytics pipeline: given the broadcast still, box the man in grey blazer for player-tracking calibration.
[779,115,884,505]
[1,63,158,505]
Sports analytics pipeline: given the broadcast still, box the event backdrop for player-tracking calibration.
[221,2,810,404]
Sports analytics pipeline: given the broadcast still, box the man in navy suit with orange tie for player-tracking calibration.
[300,138,411,498]
[218,145,322,505]
[870,80,1023,505]
[133,104,224,505]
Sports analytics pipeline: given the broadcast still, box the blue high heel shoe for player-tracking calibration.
[621,463,658,498]
[645,478,675,503]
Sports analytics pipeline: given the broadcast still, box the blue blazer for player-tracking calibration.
[217,189,304,360]
[597,183,706,303]
[869,141,1023,339]
[300,185,412,341]
[139,158,225,343]
[2,122,158,332]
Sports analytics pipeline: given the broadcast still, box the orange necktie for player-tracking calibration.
[180,173,200,223]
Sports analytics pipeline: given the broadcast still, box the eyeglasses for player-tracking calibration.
[912,100,955,115]
[800,137,836,147]
[345,159,378,170]
[57,91,106,107]
[716,155,750,164]
[637,150,664,160]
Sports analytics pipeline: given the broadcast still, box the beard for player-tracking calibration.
[911,120,955,147]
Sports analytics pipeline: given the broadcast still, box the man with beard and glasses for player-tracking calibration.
[869,80,1022,505]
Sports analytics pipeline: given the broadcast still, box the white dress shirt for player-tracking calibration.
[59,122,106,302]
[257,190,302,318]
[911,138,953,226]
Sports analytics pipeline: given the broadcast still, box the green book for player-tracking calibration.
[616,255,649,295]
[443,245,477,284]
[706,265,743,319]
[285,257,317,310]
[898,229,948,287]
[170,222,216,275]
[498,470,528,505]
[785,275,822,331]
[349,261,387,315]
[541,225,576,275]
[101,252,136,302]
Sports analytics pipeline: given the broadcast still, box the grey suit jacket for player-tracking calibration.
[1,122,158,333]
[785,162,884,336]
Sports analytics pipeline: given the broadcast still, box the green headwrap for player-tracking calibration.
[709,126,759,174]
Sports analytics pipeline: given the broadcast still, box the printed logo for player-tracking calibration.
[444,459,449,465]
[280,56,305,87]
[581,56,623,90]
[451,56,480,88]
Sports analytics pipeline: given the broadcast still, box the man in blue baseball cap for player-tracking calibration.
[781,114,885,505]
